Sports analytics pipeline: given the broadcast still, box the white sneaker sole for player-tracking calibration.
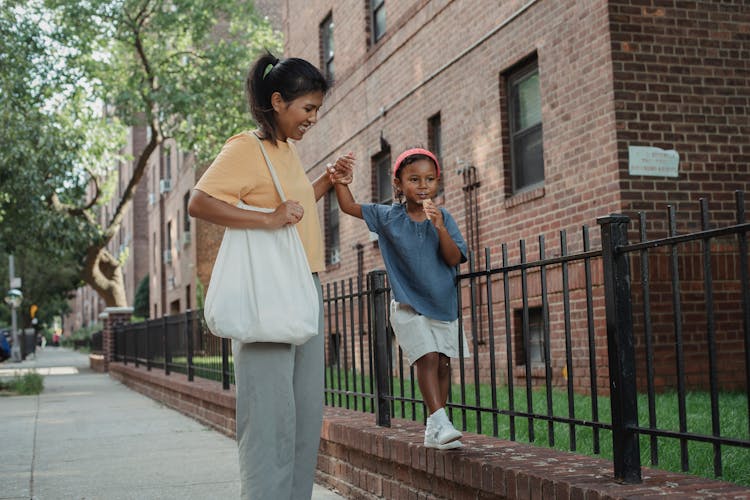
[437,427,463,445]
[425,440,463,450]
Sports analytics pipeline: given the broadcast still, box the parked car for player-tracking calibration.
[0,328,11,362]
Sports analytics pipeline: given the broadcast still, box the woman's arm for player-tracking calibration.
[312,171,333,201]
[188,189,302,229]
[312,153,355,201]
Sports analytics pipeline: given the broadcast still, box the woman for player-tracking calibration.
[188,51,349,500]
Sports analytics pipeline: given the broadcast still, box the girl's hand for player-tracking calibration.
[422,199,445,229]
[271,200,304,227]
[327,153,355,185]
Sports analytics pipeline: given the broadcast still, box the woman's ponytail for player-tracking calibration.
[246,51,279,141]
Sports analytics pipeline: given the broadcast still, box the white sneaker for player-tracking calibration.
[424,427,463,449]
[424,420,463,449]
[435,420,462,445]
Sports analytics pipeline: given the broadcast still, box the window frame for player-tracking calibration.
[427,112,444,197]
[507,58,544,194]
[320,12,334,83]
[372,148,393,205]
[370,0,386,43]
[325,190,340,266]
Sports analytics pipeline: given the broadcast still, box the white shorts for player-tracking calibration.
[389,300,471,365]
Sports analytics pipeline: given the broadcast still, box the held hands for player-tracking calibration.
[422,198,445,230]
[327,153,355,185]
[272,200,304,227]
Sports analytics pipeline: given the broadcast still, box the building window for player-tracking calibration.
[370,0,385,43]
[164,148,172,181]
[320,13,334,83]
[326,191,340,265]
[515,307,544,365]
[427,112,444,196]
[507,58,543,193]
[183,192,191,232]
[372,148,392,205]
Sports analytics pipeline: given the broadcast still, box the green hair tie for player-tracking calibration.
[263,63,274,79]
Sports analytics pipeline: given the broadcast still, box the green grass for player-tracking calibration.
[0,372,44,395]
[161,356,235,383]
[325,368,750,487]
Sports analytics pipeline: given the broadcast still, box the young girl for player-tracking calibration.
[189,52,350,499]
[331,148,469,450]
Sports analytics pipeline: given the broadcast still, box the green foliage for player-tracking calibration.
[42,0,283,164]
[0,0,283,307]
[134,273,149,318]
[0,372,44,396]
[195,277,205,309]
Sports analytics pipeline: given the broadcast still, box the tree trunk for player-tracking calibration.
[81,245,128,307]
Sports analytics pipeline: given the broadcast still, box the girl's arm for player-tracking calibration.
[435,226,463,267]
[188,189,302,229]
[329,154,362,219]
[334,182,363,219]
[423,200,463,266]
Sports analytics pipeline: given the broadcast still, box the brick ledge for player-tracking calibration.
[107,363,749,499]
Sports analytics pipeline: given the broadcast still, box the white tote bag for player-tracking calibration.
[203,135,319,345]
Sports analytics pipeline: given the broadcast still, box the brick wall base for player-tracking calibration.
[89,354,105,373]
[107,363,749,499]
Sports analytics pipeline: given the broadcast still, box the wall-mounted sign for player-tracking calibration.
[628,146,679,177]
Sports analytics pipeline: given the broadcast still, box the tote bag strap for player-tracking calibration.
[251,132,287,202]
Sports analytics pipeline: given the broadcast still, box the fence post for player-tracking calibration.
[100,307,133,371]
[598,215,641,484]
[369,270,391,427]
[186,310,194,382]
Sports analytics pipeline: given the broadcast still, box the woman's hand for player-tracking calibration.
[327,153,355,185]
[271,200,304,227]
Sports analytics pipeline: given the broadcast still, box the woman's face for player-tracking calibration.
[394,158,439,206]
[272,90,324,142]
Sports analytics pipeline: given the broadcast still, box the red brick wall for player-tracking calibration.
[610,0,750,227]
[285,0,623,393]
[609,1,750,391]
[108,364,750,499]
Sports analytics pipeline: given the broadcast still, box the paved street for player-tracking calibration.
[0,347,345,500]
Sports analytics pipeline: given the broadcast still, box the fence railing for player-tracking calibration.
[322,192,749,485]
[113,309,233,389]
[111,192,749,485]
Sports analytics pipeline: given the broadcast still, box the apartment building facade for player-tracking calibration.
[279,0,749,391]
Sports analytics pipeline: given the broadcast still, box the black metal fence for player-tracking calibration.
[322,192,750,485]
[111,192,749,485]
[113,309,234,389]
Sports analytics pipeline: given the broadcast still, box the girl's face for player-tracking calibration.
[394,158,439,206]
[272,90,324,142]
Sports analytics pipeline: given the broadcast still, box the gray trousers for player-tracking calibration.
[232,274,324,500]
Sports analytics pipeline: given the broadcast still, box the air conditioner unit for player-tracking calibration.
[162,249,172,264]
[182,231,191,246]
[159,179,172,194]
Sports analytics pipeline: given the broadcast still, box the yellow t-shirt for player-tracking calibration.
[194,132,325,273]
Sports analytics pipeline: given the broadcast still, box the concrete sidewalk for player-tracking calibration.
[0,347,346,500]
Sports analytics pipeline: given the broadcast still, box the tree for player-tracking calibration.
[3,0,281,307]
[0,1,101,322]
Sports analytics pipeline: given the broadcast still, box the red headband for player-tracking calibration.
[392,148,441,178]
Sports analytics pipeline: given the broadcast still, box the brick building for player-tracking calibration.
[280,0,750,391]
[63,126,151,335]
